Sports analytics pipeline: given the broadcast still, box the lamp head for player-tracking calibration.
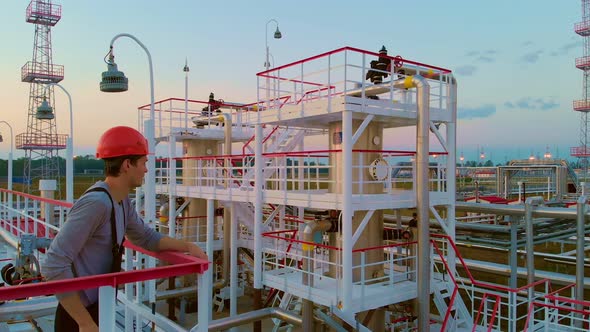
[36,97,55,120]
[183,58,190,72]
[273,26,282,39]
[100,53,129,92]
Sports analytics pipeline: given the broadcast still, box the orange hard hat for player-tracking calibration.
[96,126,148,159]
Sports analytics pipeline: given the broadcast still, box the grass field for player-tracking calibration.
[0,175,104,200]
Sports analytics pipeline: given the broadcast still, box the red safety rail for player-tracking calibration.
[576,56,590,70]
[21,62,64,83]
[137,97,254,113]
[573,100,590,112]
[15,132,68,150]
[26,0,62,26]
[472,293,501,332]
[257,46,452,77]
[0,240,208,301]
[575,21,590,36]
[431,234,553,331]
[523,283,590,331]
[263,229,417,254]
[164,149,445,162]
[263,229,300,307]
[0,188,72,239]
[570,146,590,157]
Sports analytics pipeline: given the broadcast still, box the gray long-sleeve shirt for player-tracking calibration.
[42,181,163,306]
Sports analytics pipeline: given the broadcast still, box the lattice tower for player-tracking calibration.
[16,0,66,195]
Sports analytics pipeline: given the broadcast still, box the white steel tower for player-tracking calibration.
[572,0,590,185]
[17,0,66,194]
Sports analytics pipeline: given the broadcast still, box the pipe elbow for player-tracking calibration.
[411,74,429,90]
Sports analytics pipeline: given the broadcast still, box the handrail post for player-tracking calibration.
[524,196,544,302]
[197,272,210,332]
[575,195,586,328]
[99,285,116,331]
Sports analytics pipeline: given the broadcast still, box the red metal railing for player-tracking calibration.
[26,0,62,26]
[432,233,553,331]
[15,133,68,150]
[472,293,501,332]
[523,283,590,331]
[573,100,590,112]
[571,146,590,157]
[576,56,590,69]
[257,46,452,77]
[21,62,64,83]
[575,21,590,35]
[0,241,208,301]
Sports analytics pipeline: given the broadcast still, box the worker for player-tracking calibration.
[408,212,418,228]
[42,126,208,332]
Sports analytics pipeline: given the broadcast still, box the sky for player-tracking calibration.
[0,0,584,163]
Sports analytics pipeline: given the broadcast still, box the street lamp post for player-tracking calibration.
[459,152,465,188]
[0,121,13,192]
[41,83,74,203]
[100,33,155,228]
[0,121,13,222]
[265,19,282,72]
[99,34,157,316]
[265,19,282,111]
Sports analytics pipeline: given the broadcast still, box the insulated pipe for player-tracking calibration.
[446,76,457,274]
[384,214,513,233]
[524,197,544,296]
[302,219,332,332]
[456,202,590,219]
[208,307,302,331]
[254,124,263,289]
[168,135,176,238]
[381,74,430,329]
[342,110,353,313]
[575,195,586,327]
[220,113,232,291]
[402,75,431,331]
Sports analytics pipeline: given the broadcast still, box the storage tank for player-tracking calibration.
[328,119,385,330]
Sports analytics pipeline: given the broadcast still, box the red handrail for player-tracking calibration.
[257,46,452,76]
[0,241,208,301]
[0,188,73,208]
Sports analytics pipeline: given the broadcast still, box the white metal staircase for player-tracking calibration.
[240,126,306,187]
[432,280,473,331]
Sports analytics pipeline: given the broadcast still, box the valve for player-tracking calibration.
[366,46,391,84]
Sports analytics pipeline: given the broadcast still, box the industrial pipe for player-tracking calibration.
[524,197,544,290]
[575,195,586,328]
[404,75,430,331]
[208,307,302,331]
[220,113,233,290]
[456,202,590,219]
[302,219,332,332]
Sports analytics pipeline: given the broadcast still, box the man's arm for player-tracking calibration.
[157,236,208,260]
[59,294,98,331]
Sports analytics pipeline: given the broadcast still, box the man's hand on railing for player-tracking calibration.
[187,242,208,260]
[157,236,208,261]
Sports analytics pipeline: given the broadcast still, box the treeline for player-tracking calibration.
[0,155,104,176]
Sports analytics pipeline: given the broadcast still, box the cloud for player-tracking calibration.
[466,49,497,63]
[550,41,582,56]
[477,56,494,63]
[455,65,477,76]
[520,50,543,63]
[504,97,559,110]
[522,41,534,47]
[458,104,496,120]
